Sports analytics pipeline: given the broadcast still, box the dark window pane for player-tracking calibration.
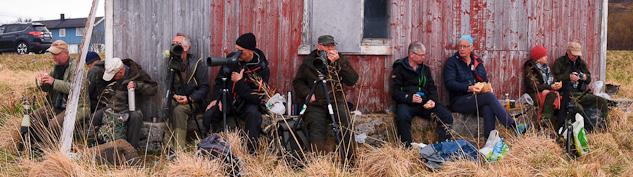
[363,0,389,38]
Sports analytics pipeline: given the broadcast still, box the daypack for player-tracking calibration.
[418,139,480,170]
[98,108,128,143]
[196,134,241,177]
[558,113,590,157]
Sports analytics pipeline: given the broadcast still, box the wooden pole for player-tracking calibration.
[60,0,100,156]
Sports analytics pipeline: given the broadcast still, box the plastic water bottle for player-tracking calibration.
[128,87,136,111]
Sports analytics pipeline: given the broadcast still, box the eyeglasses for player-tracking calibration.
[458,45,471,49]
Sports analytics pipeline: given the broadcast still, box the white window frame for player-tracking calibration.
[59,28,66,37]
[76,27,84,36]
[298,0,391,55]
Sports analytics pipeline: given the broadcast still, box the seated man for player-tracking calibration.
[442,35,527,138]
[552,42,609,131]
[292,35,358,163]
[523,45,562,129]
[204,32,270,154]
[392,41,453,146]
[31,40,90,142]
[165,33,209,151]
[85,51,112,114]
[92,57,158,148]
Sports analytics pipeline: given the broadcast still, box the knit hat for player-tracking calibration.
[530,45,547,60]
[459,35,474,46]
[85,51,101,65]
[236,33,257,50]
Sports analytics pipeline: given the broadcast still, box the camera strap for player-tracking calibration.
[186,57,204,88]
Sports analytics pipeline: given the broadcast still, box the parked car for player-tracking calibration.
[0,22,53,54]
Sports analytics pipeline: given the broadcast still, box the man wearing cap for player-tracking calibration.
[85,51,111,113]
[552,42,608,130]
[203,32,270,154]
[91,57,157,148]
[165,33,209,151]
[523,45,562,129]
[443,35,528,138]
[292,35,358,162]
[392,41,454,147]
[31,40,90,141]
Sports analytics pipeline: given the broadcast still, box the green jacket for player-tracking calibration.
[552,55,591,92]
[100,59,158,112]
[40,58,90,122]
[292,50,359,106]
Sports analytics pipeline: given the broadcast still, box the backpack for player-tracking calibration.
[196,134,241,177]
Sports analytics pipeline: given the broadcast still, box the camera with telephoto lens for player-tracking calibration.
[313,50,329,72]
[575,72,585,80]
[167,44,185,71]
[206,50,242,67]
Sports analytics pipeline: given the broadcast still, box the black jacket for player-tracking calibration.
[211,49,270,108]
[292,50,358,106]
[552,55,591,93]
[443,52,488,104]
[523,60,557,95]
[391,57,439,104]
[170,53,210,108]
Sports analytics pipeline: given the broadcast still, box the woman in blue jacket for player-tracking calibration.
[442,35,528,137]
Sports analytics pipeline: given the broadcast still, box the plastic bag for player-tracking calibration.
[478,130,509,162]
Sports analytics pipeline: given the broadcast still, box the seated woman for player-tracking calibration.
[523,45,562,129]
[442,35,528,137]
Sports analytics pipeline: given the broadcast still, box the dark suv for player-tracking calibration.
[0,23,53,54]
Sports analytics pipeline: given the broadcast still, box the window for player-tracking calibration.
[4,25,25,33]
[76,27,84,36]
[0,26,4,34]
[59,28,66,37]
[300,0,391,55]
[363,0,389,39]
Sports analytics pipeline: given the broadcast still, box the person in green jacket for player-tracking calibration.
[32,40,90,143]
[552,42,609,131]
[292,35,359,163]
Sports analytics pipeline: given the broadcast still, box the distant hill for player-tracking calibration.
[608,1,633,50]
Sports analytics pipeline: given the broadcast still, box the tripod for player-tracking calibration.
[210,77,230,132]
[559,89,590,157]
[298,70,347,161]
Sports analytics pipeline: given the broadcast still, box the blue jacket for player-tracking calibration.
[442,52,488,104]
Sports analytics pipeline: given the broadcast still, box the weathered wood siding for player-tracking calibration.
[112,0,212,118]
[114,0,607,116]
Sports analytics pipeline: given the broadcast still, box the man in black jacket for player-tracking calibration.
[203,32,269,154]
[392,41,453,146]
[292,35,358,162]
[166,33,210,151]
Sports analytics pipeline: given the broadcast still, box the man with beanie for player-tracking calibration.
[392,41,454,147]
[523,45,562,129]
[91,57,157,148]
[203,32,269,154]
[443,35,528,138]
[552,42,609,131]
[85,51,112,113]
[292,35,358,164]
[31,40,90,143]
[165,33,209,151]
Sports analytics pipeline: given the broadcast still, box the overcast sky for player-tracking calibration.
[0,0,105,24]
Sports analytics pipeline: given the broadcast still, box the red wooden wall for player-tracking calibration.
[207,0,606,113]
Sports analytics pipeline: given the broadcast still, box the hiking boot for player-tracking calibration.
[515,123,529,136]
